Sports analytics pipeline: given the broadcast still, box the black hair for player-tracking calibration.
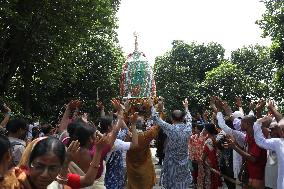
[98,116,113,134]
[204,123,218,135]
[171,110,185,122]
[6,119,28,134]
[196,124,204,132]
[67,122,79,137]
[29,137,65,166]
[32,127,40,139]
[72,123,95,147]
[0,135,10,162]
[41,124,53,135]
[225,118,234,129]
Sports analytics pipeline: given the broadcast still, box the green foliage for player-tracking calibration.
[201,61,269,106]
[154,40,225,113]
[231,45,276,84]
[257,0,284,42]
[257,0,284,109]
[154,42,275,114]
[0,0,124,122]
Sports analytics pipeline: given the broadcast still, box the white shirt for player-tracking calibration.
[27,124,34,139]
[106,139,131,162]
[253,122,284,189]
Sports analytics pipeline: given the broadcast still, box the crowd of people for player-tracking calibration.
[0,96,283,189]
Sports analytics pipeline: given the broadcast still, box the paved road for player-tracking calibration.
[150,148,164,189]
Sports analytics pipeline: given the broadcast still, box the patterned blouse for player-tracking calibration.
[189,133,207,161]
[105,128,128,189]
[152,107,193,189]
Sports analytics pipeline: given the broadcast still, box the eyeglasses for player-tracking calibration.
[30,162,61,176]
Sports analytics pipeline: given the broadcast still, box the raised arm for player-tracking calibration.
[267,100,283,122]
[128,113,138,149]
[106,99,127,146]
[80,135,108,187]
[255,99,266,119]
[225,135,257,163]
[0,104,11,127]
[183,98,192,126]
[211,97,245,145]
[57,137,108,188]
[150,98,174,135]
[58,102,72,133]
[253,117,277,151]
[235,97,244,115]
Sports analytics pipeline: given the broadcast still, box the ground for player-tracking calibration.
[150,148,228,189]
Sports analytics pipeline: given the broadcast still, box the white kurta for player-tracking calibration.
[253,122,284,189]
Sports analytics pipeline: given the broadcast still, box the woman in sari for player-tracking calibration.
[68,122,111,189]
[201,123,222,189]
[1,136,107,189]
[68,100,126,189]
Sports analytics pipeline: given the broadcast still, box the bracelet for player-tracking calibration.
[90,162,100,169]
[56,175,68,182]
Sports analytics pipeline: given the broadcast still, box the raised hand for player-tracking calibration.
[111,99,125,112]
[249,101,256,111]
[267,99,275,110]
[182,98,189,110]
[256,99,266,111]
[96,101,104,110]
[129,112,139,124]
[222,101,229,111]
[3,103,11,113]
[81,113,88,123]
[210,97,218,113]
[203,110,209,118]
[235,97,242,107]
[123,98,131,112]
[66,140,80,162]
[95,134,108,152]
[111,99,125,119]
[69,100,82,110]
[215,97,224,110]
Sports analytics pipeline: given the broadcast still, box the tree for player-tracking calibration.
[0,0,124,121]
[257,0,284,108]
[201,61,269,107]
[154,40,225,113]
[231,45,276,84]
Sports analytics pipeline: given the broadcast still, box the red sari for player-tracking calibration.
[203,138,222,189]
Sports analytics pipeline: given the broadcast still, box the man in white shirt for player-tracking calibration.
[253,116,284,189]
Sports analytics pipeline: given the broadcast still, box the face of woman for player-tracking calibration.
[28,153,62,189]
